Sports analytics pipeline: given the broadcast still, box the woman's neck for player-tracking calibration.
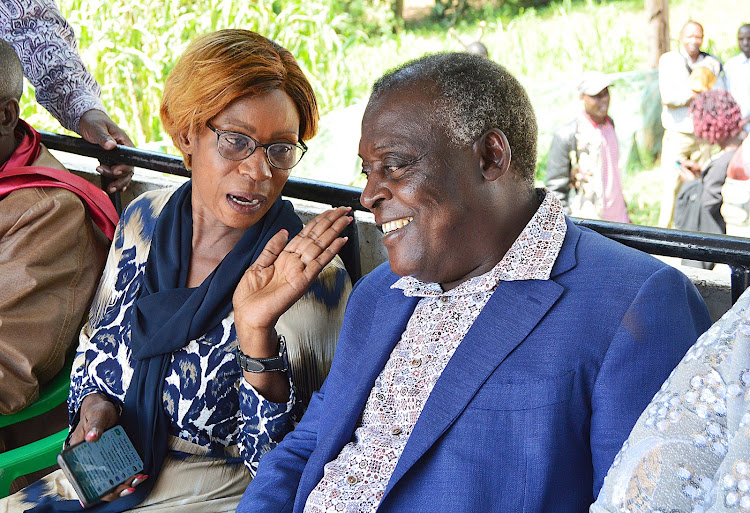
[187,213,246,287]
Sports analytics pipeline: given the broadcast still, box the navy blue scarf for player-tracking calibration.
[29,181,302,512]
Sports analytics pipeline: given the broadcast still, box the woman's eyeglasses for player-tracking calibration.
[207,123,307,170]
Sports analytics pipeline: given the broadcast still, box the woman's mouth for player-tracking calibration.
[226,193,264,213]
[228,194,260,207]
[381,217,413,235]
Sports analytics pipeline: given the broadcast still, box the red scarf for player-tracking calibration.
[0,120,118,240]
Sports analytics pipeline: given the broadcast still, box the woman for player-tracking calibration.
[5,29,352,512]
[591,286,750,513]
[673,89,744,268]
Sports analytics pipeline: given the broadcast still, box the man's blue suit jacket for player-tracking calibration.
[239,219,712,512]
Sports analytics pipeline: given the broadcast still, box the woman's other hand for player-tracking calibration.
[68,393,149,502]
[69,393,119,446]
[233,206,351,335]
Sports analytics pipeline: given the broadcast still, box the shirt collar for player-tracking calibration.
[393,189,568,297]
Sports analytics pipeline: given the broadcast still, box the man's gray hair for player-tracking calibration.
[370,52,538,183]
[0,40,23,101]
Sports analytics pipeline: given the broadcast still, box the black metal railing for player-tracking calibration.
[40,131,750,301]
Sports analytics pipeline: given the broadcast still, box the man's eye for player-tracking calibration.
[384,161,411,177]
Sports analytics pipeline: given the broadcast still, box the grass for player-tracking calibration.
[17,0,750,225]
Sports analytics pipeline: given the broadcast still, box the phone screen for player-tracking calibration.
[57,425,144,505]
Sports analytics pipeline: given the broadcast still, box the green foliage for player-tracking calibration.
[19,0,743,213]
[21,0,400,149]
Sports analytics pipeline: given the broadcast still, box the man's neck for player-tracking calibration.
[683,47,702,63]
[0,132,20,167]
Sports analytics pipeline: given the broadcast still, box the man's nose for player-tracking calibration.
[360,170,391,210]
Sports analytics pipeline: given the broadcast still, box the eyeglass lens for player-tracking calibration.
[218,132,303,169]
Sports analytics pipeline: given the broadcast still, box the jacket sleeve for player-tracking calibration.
[545,123,575,211]
[0,0,105,133]
[237,379,328,513]
[589,265,711,497]
[0,188,105,414]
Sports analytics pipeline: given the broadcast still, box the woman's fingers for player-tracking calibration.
[300,235,349,281]
[284,207,352,264]
[252,229,289,270]
[99,473,148,502]
[70,394,119,446]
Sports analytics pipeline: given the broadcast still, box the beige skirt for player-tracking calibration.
[0,436,252,512]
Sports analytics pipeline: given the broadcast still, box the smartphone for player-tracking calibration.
[57,425,144,506]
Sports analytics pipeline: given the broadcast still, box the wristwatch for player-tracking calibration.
[236,336,289,373]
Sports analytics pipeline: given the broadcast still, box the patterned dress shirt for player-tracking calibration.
[0,0,105,133]
[304,189,568,513]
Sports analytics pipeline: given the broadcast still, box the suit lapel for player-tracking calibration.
[299,282,420,501]
[382,226,579,500]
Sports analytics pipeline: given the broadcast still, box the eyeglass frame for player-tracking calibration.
[205,123,308,170]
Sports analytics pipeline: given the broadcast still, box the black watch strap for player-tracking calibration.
[236,336,288,373]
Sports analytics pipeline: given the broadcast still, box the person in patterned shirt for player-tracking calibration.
[1,29,352,513]
[592,286,750,512]
[238,53,712,512]
[0,0,133,192]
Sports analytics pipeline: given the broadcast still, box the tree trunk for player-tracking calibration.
[394,0,404,19]
[646,0,670,69]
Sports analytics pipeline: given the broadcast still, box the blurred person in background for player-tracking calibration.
[546,70,629,223]
[673,89,744,269]
[725,23,750,134]
[657,20,725,227]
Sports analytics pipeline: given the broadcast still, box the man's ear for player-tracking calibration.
[479,128,511,181]
[0,98,20,137]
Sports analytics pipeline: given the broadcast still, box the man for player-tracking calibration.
[725,24,750,133]
[238,53,711,512]
[0,0,133,192]
[546,71,629,222]
[657,20,724,227]
[0,40,116,419]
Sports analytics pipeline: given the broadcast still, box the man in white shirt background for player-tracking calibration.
[725,24,750,134]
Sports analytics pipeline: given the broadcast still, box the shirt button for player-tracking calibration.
[439,296,449,303]
[411,358,422,368]
[376,393,385,401]
[346,475,358,485]
[391,427,402,436]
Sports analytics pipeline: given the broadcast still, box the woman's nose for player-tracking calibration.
[238,150,273,181]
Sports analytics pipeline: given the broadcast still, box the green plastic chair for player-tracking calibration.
[0,355,73,498]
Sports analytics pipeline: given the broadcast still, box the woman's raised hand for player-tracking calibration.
[233,206,351,337]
